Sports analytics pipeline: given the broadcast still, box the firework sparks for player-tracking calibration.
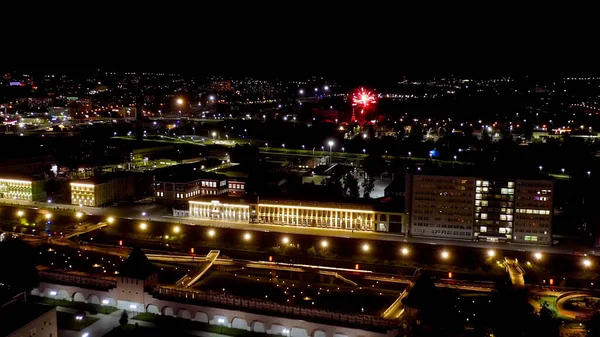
[352,87,377,108]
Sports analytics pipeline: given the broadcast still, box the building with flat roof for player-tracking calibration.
[153,164,228,204]
[0,175,46,201]
[408,174,553,244]
[0,296,57,337]
[187,197,406,232]
[70,172,139,206]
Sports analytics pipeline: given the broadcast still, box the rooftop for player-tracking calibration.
[120,247,156,279]
[154,164,227,183]
[0,300,54,337]
[71,171,140,185]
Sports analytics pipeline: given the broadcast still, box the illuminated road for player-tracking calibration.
[1,200,591,256]
[503,257,525,289]
[556,292,596,320]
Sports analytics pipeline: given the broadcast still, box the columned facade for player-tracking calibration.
[189,200,249,222]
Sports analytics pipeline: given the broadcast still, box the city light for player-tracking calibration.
[583,259,592,267]
[534,252,543,260]
[362,243,370,252]
[243,232,252,241]
[102,299,109,305]
[282,237,290,244]
[173,226,181,234]
[139,223,147,230]
[401,247,409,256]
[176,98,184,105]
[75,212,83,219]
[208,229,216,237]
[487,250,495,258]
[16,210,24,217]
[49,291,57,296]
[45,213,52,220]
[441,250,450,260]
[107,217,115,224]
[320,240,328,248]
[299,89,304,95]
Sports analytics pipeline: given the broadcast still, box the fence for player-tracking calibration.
[39,270,116,290]
[154,286,398,331]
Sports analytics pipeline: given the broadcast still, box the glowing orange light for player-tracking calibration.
[352,87,377,108]
[549,278,554,285]
[119,240,123,246]
[448,272,453,278]
[190,248,195,254]
[355,264,360,270]
[269,256,273,262]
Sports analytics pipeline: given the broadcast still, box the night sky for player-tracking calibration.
[2,3,598,79]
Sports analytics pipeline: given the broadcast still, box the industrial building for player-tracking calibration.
[70,172,139,206]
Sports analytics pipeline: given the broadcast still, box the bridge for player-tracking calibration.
[176,250,220,288]
[503,257,526,289]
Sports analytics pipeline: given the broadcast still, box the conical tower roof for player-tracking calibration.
[401,269,438,311]
[119,247,156,279]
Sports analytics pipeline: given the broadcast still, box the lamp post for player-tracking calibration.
[49,291,57,306]
[328,141,334,165]
[102,299,109,314]
[218,318,226,334]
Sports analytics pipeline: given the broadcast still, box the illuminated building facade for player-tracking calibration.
[513,180,553,244]
[70,174,137,207]
[154,169,228,204]
[187,198,405,232]
[409,175,475,239]
[408,174,553,245]
[473,179,515,242]
[0,177,46,201]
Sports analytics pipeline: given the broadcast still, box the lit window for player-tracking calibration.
[480,226,487,233]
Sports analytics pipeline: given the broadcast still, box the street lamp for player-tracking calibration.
[362,243,370,252]
[401,247,409,256]
[173,226,181,234]
[16,210,24,217]
[561,168,565,174]
[583,259,592,268]
[282,144,285,148]
[50,290,57,305]
[320,240,328,248]
[539,165,543,171]
[243,232,252,241]
[45,213,52,220]
[141,212,147,217]
[534,252,543,260]
[176,98,184,106]
[139,223,147,230]
[208,229,216,237]
[102,299,109,314]
[217,318,226,334]
[75,211,83,219]
[441,251,450,260]
[328,140,334,165]
[282,328,290,337]
[282,237,290,245]
[106,217,115,224]
[212,132,217,140]
[299,89,304,95]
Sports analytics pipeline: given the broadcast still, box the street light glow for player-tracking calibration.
[401,247,409,256]
[282,237,290,244]
[173,226,181,234]
[102,299,109,305]
[243,232,252,241]
[441,251,450,259]
[320,240,328,248]
[16,210,24,217]
[49,291,57,296]
[362,243,370,252]
[583,259,592,267]
[139,223,147,230]
[208,229,216,237]
[176,98,184,105]
[107,217,115,224]
[487,250,495,258]
[45,213,52,220]
[75,211,83,219]
[534,252,543,260]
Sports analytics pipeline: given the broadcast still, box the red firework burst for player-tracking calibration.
[352,87,377,108]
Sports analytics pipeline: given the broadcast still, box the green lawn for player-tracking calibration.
[133,313,270,337]
[30,295,119,314]
[57,311,99,331]
[103,324,197,337]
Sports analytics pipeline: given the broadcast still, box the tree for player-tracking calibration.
[538,302,560,337]
[362,177,375,199]
[0,239,38,293]
[119,311,129,327]
[587,312,600,337]
[363,153,387,178]
[343,173,360,198]
[325,176,343,198]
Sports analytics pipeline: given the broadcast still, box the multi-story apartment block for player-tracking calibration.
[408,174,553,245]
